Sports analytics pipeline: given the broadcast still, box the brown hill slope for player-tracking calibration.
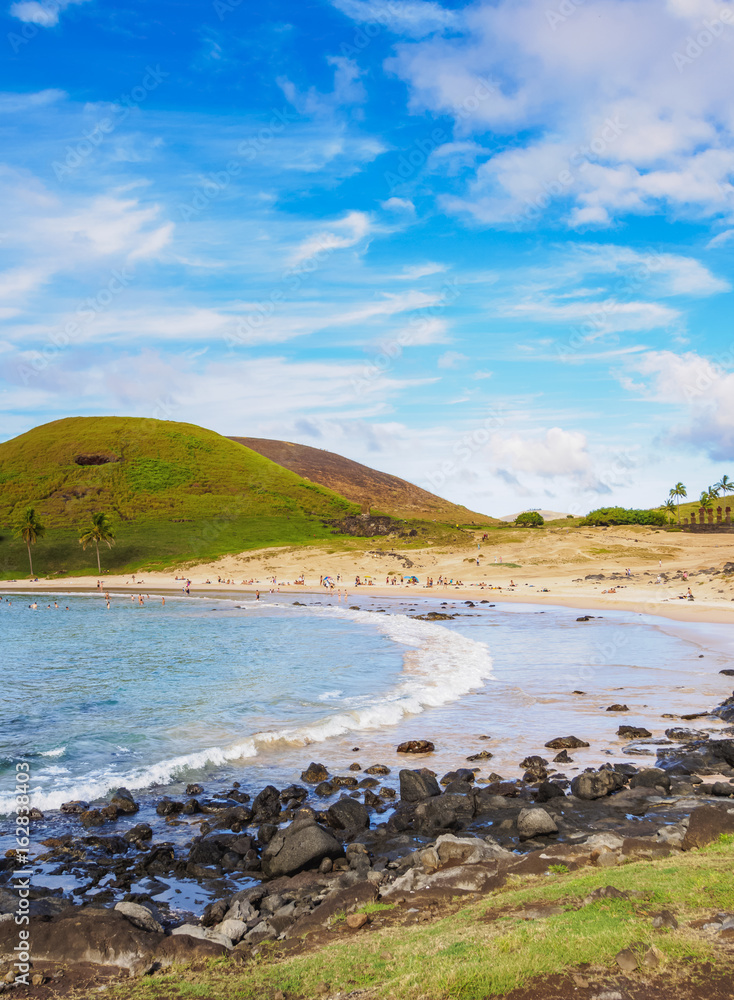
[229,437,498,524]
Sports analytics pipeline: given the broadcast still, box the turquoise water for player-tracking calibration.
[4,591,734,817]
[1,593,494,813]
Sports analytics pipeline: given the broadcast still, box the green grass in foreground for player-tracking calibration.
[109,837,734,1000]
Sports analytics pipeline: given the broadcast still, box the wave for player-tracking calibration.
[3,607,493,814]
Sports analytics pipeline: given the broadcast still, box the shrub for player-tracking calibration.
[582,507,667,527]
[515,511,545,527]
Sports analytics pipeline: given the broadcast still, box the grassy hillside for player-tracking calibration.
[231,437,499,525]
[0,417,361,578]
[655,496,734,524]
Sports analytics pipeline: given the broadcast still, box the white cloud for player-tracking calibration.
[0,89,66,112]
[437,350,468,368]
[622,349,734,460]
[387,0,734,226]
[0,168,174,317]
[562,244,729,296]
[9,0,91,26]
[707,228,734,248]
[330,0,458,38]
[397,262,446,279]
[490,426,594,479]
[508,298,680,334]
[278,56,366,117]
[381,196,415,212]
[289,210,372,265]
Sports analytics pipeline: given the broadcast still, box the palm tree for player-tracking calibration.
[16,507,45,577]
[79,512,116,573]
[669,482,687,523]
[662,499,676,523]
[699,491,714,509]
[716,474,734,497]
[707,483,721,498]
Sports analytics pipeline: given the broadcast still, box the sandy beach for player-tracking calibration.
[4,523,733,624]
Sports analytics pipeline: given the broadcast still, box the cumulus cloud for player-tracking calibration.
[622,349,734,460]
[386,0,734,226]
[489,426,594,480]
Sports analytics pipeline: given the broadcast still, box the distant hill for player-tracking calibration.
[230,437,498,524]
[0,417,359,577]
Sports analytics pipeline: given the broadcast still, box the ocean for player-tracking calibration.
[4,590,734,821]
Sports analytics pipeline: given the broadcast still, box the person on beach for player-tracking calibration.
[255,590,260,600]
[161,597,165,606]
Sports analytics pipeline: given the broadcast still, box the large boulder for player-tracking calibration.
[110,788,139,814]
[261,812,344,878]
[657,738,734,775]
[0,909,156,976]
[397,740,435,753]
[153,934,229,968]
[544,736,590,750]
[629,768,671,793]
[570,769,626,800]
[326,796,369,831]
[252,785,281,823]
[712,694,734,724]
[114,902,163,933]
[434,834,513,864]
[414,792,475,835]
[536,781,566,803]
[301,762,329,783]
[399,768,440,802]
[517,807,558,841]
[682,806,734,851]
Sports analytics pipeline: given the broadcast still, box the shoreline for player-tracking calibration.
[4,574,734,624]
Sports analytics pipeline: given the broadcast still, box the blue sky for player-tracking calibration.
[2,0,734,516]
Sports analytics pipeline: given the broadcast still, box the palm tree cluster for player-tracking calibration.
[665,476,734,523]
[15,508,116,576]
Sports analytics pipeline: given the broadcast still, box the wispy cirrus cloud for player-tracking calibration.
[330,0,459,37]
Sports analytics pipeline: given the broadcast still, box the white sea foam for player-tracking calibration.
[6,608,493,814]
[39,747,66,758]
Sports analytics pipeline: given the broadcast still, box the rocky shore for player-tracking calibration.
[3,688,734,990]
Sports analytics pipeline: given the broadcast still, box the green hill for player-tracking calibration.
[0,417,361,578]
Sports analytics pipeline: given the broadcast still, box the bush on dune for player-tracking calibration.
[582,507,667,527]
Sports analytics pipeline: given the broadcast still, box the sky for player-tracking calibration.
[1,0,734,517]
